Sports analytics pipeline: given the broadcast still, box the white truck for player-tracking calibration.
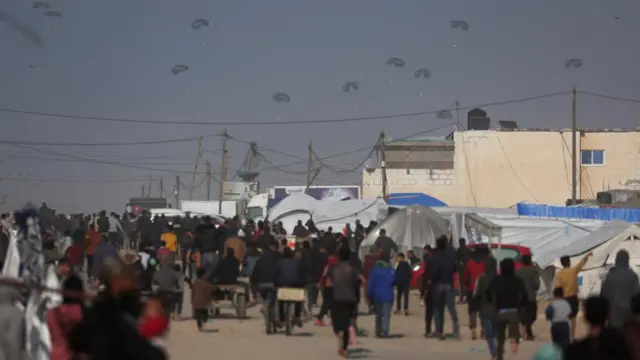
[180,200,238,219]
[246,193,269,222]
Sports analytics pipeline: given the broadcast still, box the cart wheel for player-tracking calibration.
[236,294,247,319]
[285,302,294,336]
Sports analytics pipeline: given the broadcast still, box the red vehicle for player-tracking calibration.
[410,243,533,289]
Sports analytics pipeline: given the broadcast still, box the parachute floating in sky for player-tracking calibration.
[171,64,189,74]
[44,10,60,17]
[414,68,431,79]
[451,20,469,31]
[32,2,50,9]
[0,10,44,47]
[564,58,583,69]
[273,92,290,103]
[436,110,453,120]
[387,57,405,67]
[191,18,210,30]
[342,81,359,92]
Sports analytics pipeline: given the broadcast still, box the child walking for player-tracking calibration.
[191,268,215,331]
[545,287,572,350]
[394,252,412,315]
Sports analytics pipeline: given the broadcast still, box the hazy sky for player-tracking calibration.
[0,0,638,213]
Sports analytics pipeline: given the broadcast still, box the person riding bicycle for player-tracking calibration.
[251,241,280,311]
[275,247,305,327]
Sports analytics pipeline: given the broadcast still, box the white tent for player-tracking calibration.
[548,221,640,298]
[360,205,448,254]
[267,193,387,233]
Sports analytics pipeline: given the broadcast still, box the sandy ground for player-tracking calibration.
[166,288,588,360]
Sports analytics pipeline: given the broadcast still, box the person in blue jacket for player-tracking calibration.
[366,251,395,337]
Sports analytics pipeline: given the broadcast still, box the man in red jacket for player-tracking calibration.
[462,246,489,339]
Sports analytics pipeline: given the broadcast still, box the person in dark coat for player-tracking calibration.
[485,258,527,360]
[394,252,412,315]
[301,240,320,313]
[600,250,640,329]
[256,227,277,252]
[565,296,633,360]
[210,248,240,285]
[275,247,304,324]
[292,220,309,238]
[455,238,471,303]
[193,217,218,275]
[429,235,459,339]
[374,229,398,254]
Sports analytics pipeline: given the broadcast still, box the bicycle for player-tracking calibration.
[276,287,306,336]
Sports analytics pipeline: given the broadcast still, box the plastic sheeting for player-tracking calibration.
[548,222,640,298]
[267,193,387,233]
[360,205,448,253]
[387,192,448,207]
[517,203,640,223]
[458,214,606,268]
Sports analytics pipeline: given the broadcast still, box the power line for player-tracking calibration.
[0,176,149,184]
[578,91,640,104]
[0,91,570,126]
[0,152,202,167]
[0,133,223,147]
[6,122,454,184]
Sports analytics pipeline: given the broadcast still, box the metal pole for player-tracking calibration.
[159,178,164,198]
[175,175,180,209]
[306,140,313,191]
[218,129,228,214]
[206,161,212,201]
[380,132,388,202]
[571,87,578,205]
[188,138,203,201]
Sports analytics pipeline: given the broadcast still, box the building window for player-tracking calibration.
[581,150,605,166]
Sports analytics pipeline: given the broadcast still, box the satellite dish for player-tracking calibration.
[364,158,376,173]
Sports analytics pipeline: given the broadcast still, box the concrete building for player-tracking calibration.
[362,128,639,208]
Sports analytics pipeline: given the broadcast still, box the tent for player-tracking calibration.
[360,205,448,254]
[267,193,387,233]
[387,192,447,207]
[546,221,640,298]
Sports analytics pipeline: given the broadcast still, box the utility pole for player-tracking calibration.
[455,100,461,130]
[141,185,145,198]
[571,87,578,205]
[159,178,164,198]
[147,175,152,197]
[206,161,212,201]
[218,129,228,214]
[175,175,180,209]
[306,140,313,191]
[379,132,388,202]
[188,137,204,201]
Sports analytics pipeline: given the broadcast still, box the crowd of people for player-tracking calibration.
[3,203,640,360]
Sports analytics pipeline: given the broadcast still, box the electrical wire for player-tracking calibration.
[0,176,149,184]
[0,133,223,147]
[578,91,640,104]
[0,152,200,167]
[11,144,212,175]
[0,91,570,126]
[495,136,540,202]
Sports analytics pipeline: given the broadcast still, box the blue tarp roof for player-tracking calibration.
[387,192,448,207]
[517,203,640,223]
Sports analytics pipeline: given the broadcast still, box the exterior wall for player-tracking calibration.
[362,130,638,208]
[579,131,640,196]
[362,168,456,205]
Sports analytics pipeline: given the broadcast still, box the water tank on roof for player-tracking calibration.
[467,108,490,130]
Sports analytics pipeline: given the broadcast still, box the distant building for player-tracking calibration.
[363,128,639,208]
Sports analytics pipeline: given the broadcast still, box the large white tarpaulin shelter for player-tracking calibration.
[267,193,387,233]
[360,205,448,254]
